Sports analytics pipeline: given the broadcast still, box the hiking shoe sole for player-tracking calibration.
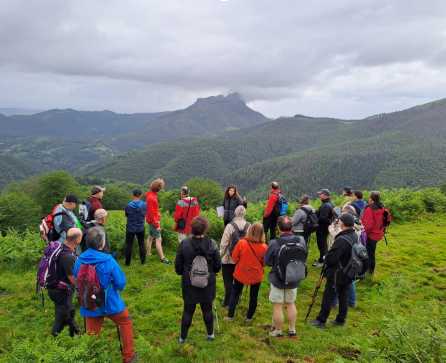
[330,319,345,327]
[160,258,172,265]
[268,330,284,339]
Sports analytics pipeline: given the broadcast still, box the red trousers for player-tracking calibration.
[86,307,135,363]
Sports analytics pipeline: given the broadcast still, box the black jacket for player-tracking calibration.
[175,237,222,304]
[222,197,247,224]
[80,221,111,254]
[316,198,334,232]
[323,228,356,282]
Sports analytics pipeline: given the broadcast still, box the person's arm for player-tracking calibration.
[231,240,242,264]
[361,208,373,234]
[125,205,129,217]
[219,224,232,258]
[111,261,126,291]
[174,242,184,275]
[212,240,222,274]
[261,244,268,267]
[264,193,278,218]
[242,196,247,209]
[63,256,77,286]
[292,209,303,227]
[324,239,344,265]
[173,201,182,223]
[318,204,332,225]
[264,241,276,267]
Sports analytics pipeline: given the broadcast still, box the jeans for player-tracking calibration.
[125,230,146,266]
[228,279,261,319]
[316,229,329,262]
[317,279,350,323]
[263,215,278,242]
[333,282,356,307]
[221,264,236,305]
[366,237,378,273]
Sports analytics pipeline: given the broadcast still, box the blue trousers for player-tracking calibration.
[332,282,356,307]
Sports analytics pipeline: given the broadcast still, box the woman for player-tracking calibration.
[221,185,247,226]
[291,195,316,246]
[343,186,354,197]
[224,222,267,323]
[174,216,222,343]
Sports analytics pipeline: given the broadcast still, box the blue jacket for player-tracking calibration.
[74,249,126,317]
[125,200,147,233]
[351,200,368,217]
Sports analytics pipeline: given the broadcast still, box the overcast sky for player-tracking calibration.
[1,0,445,119]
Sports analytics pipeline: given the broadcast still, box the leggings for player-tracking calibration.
[228,279,261,319]
[181,302,213,340]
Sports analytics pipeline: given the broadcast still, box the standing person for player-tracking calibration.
[313,189,334,268]
[47,228,82,337]
[347,190,368,219]
[74,227,138,363]
[88,186,106,220]
[125,189,147,267]
[79,209,111,255]
[146,179,171,265]
[174,186,200,243]
[292,194,316,246]
[53,194,82,243]
[343,186,353,198]
[174,216,222,343]
[224,222,267,323]
[221,185,247,227]
[263,182,282,241]
[308,214,357,328]
[362,191,391,275]
[219,206,250,308]
[265,216,307,339]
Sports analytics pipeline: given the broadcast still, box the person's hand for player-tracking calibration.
[323,255,326,260]
[243,196,247,203]
[156,227,161,232]
[328,224,334,230]
[345,201,351,205]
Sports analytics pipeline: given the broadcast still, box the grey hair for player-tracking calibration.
[234,205,246,217]
[85,227,105,250]
[94,209,108,220]
[181,186,190,196]
[342,205,357,217]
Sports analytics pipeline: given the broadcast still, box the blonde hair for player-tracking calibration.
[245,222,265,244]
[150,179,165,193]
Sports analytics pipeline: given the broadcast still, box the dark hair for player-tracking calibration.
[85,227,105,250]
[369,191,381,203]
[271,182,279,190]
[297,194,310,210]
[354,190,363,200]
[277,215,293,232]
[181,186,190,196]
[190,215,210,236]
[245,222,265,244]
[150,179,164,193]
[224,185,240,200]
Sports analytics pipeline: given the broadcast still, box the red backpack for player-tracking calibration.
[39,204,67,243]
[77,263,106,311]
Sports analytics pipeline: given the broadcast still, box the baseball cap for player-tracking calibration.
[317,189,330,196]
[344,186,352,191]
[133,188,142,196]
[340,213,355,227]
[65,194,82,204]
[91,186,106,195]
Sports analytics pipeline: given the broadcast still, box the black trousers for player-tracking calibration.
[317,279,349,323]
[48,289,78,336]
[366,237,378,273]
[228,279,261,319]
[180,302,213,340]
[263,215,278,242]
[125,230,146,266]
[221,264,236,304]
[293,231,309,248]
[316,229,329,262]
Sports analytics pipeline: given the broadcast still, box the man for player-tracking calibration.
[146,179,172,265]
[79,209,111,255]
[125,189,147,267]
[308,213,357,328]
[219,205,249,308]
[362,191,391,275]
[265,215,307,339]
[174,186,200,244]
[88,186,106,220]
[347,190,368,219]
[263,182,281,241]
[53,194,82,243]
[74,227,138,363]
[313,189,334,268]
[47,228,82,336]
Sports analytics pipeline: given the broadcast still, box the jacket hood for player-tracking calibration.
[354,219,364,232]
[78,248,115,264]
[128,200,144,209]
[371,201,384,209]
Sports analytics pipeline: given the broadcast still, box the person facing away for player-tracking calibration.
[53,194,82,243]
[124,189,147,267]
[74,227,138,363]
[308,213,357,329]
[346,190,368,219]
[145,178,171,265]
[313,189,334,268]
[88,186,106,221]
[78,208,111,256]
[265,215,307,339]
[292,194,316,247]
[174,215,222,343]
[343,186,354,198]
[219,205,250,308]
[174,186,200,243]
[47,228,82,337]
[224,222,267,323]
[221,185,247,226]
[263,181,281,241]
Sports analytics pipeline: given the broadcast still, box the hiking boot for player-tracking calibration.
[178,337,187,344]
[349,304,356,308]
[207,334,215,342]
[244,317,253,323]
[220,300,229,308]
[224,316,234,323]
[312,262,324,268]
[288,329,297,339]
[330,319,345,327]
[268,329,283,339]
[129,354,140,362]
[141,262,147,266]
[160,258,172,265]
[308,319,326,328]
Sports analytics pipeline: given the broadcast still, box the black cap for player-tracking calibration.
[65,194,81,204]
[317,188,330,196]
[344,186,352,191]
[133,188,142,196]
[340,213,355,227]
[91,186,106,195]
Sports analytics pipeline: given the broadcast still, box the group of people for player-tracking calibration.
[43,180,390,362]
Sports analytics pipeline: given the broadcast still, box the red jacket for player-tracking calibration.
[88,197,102,220]
[145,191,161,227]
[232,237,268,285]
[174,197,200,233]
[264,189,281,218]
[362,203,391,241]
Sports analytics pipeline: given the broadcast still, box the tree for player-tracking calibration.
[185,178,223,211]
[0,190,42,233]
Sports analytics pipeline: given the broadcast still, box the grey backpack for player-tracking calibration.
[190,255,210,288]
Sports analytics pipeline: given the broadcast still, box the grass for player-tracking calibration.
[0,215,445,362]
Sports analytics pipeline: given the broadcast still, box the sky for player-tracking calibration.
[0,0,445,119]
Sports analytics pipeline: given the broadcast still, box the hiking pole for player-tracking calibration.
[213,300,220,334]
[384,228,388,245]
[116,325,123,356]
[305,264,326,322]
[84,318,87,334]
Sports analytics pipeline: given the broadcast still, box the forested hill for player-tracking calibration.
[0,155,47,190]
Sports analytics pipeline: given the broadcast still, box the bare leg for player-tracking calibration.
[272,303,284,331]
[146,236,154,256]
[155,237,165,260]
[286,302,297,331]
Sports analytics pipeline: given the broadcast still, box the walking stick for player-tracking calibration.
[304,264,326,322]
[213,300,220,334]
[117,325,123,356]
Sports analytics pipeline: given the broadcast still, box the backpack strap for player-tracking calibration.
[336,234,359,269]
[247,240,263,267]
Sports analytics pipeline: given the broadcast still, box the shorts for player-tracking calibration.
[269,284,297,303]
[148,224,161,239]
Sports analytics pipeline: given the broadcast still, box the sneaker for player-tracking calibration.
[349,304,356,308]
[312,262,324,268]
[220,300,229,308]
[314,259,319,262]
[330,319,345,327]
[178,337,187,344]
[223,316,234,323]
[288,329,297,339]
[141,262,147,266]
[129,354,140,362]
[160,258,172,265]
[124,264,130,268]
[308,319,326,328]
[268,329,283,339]
[244,317,253,323]
[206,334,215,342]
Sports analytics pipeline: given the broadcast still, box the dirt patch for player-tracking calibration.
[370,328,380,336]
[380,253,392,257]
[259,324,271,330]
[327,344,361,360]
[261,338,271,346]
[284,358,295,363]
[390,271,401,275]
[302,357,316,362]
[435,285,446,290]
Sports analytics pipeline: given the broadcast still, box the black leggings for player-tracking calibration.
[228,279,261,319]
[181,302,213,340]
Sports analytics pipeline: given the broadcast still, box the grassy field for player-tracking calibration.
[0,215,445,362]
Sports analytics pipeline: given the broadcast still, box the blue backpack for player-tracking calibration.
[273,192,288,217]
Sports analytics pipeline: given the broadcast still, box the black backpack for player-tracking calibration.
[301,207,319,235]
[274,235,307,284]
[338,235,369,282]
[229,221,251,256]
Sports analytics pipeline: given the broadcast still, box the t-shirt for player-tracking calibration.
[56,246,76,282]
